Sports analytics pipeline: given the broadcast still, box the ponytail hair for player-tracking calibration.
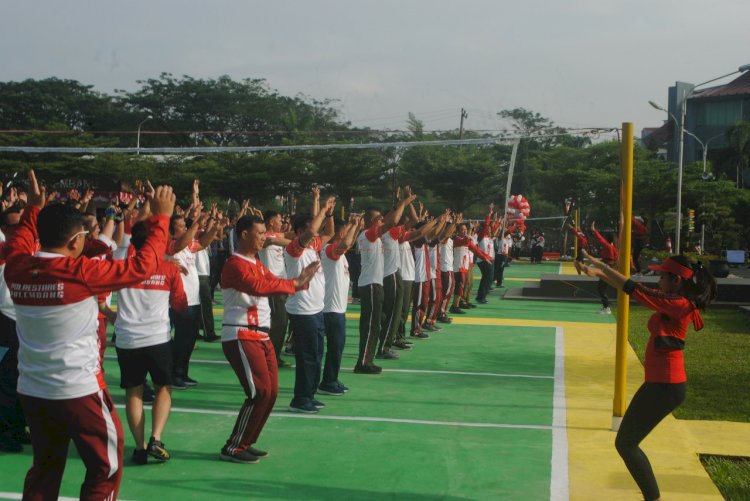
[671,255,717,310]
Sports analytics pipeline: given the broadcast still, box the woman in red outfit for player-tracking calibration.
[575,252,716,501]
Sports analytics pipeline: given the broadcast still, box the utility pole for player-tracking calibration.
[459,108,468,139]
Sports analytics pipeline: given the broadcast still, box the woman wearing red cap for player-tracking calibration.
[575,252,717,501]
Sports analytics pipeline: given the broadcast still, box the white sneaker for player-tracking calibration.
[599,307,612,315]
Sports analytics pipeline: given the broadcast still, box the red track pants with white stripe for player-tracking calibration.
[20,390,124,501]
[222,338,278,453]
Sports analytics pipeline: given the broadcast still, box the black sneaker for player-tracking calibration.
[353,363,382,374]
[132,448,148,465]
[423,323,440,332]
[220,447,259,464]
[311,398,326,409]
[142,383,155,404]
[147,437,170,461]
[204,334,220,343]
[336,381,349,393]
[436,315,452,323]
[410,332,430,339]
[288,401,319,414]
[375,350,400,360]
[183,376,198,387]
[277,359,293,369]
[449,306,466,314]
[318,383,345,396]
[476,299,488,304]
[172,377,188,390]
[392,339,412,350]
[248,446,268,458]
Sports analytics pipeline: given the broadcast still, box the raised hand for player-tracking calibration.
[323,196,336,213]
[311,185,321,199]
[150,185,176,217]
[26,170,47,209]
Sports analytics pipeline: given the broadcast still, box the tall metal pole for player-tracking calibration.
[675,91,686,254]
[458,108,468,140]
[612,122,634,431]
[136,115,152,155]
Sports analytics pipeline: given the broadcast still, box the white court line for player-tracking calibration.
[104,355,552,380]
[108,323,570,499]
[551,326,570,501]
[0,494,134,501]
[114,404,553,431]
[375,368,553,380]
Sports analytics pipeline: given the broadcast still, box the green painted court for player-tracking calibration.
[0,262,606,500]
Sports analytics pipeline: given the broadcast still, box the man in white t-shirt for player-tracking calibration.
[318,214,361,396]
[259,210,292,368]
[114,221,188,465]
[167,203,221,389]
[284,196,336,413]
[355,193,416,374]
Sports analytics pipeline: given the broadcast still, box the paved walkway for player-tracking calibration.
[547,261,750,499]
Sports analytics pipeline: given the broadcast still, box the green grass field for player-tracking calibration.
[0,265,572,500]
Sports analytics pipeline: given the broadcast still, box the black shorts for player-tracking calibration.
[116,340,174,389]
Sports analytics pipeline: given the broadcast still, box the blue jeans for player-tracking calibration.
[288,312,325,405]
[321,312,346,387]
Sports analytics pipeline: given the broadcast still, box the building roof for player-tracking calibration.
[692,70,750,99]
[642,121,673,150]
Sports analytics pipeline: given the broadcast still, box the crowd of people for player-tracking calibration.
[0,173,516,499]
[0,171,718,501]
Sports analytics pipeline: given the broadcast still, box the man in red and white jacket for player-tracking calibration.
[219,215,319,463]
[4,171,175,501]
[114,220,188,465]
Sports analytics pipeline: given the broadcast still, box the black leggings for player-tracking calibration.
[615,382,686,501]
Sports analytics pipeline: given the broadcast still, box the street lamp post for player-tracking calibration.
[136,115,153,155]
[648,64,750,254]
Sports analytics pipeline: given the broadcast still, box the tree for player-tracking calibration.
[726,120,750,188]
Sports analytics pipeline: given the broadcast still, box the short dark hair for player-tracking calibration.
[235,215,264,237]
[169,215,184,235]
[37,203,86,248]
[263,210,279,222]
[363,207,381,226]
[292,214,312,234]
[130,221,148,250]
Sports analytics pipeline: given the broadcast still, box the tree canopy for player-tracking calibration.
[0,75,748,252]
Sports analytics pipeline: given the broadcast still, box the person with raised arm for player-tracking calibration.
[113,216,188,466]
[591,221,617,314]
[575,251,716,501]
[284,193,336,413]
[167,180,222,388]
[317,213,362,396]
[260,208,294,368]
[5,170,175,501]
[355,190,417,373]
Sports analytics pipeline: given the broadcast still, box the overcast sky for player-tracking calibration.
[2,0,749,138]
